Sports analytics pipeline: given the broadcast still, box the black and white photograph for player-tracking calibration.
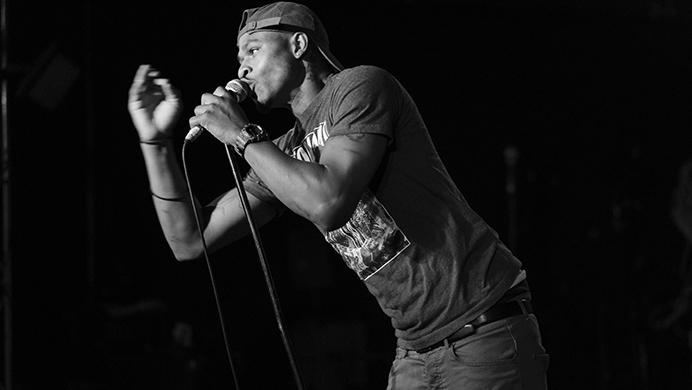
[2,1,692,389]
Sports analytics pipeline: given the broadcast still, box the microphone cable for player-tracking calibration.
[181,138,305,390]
[221,143,305,390]
[180,140,241,390]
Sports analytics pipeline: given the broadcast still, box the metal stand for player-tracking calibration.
[223,144,305,390]
[1,0,12,388]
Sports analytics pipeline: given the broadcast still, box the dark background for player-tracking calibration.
[3,0,692,389]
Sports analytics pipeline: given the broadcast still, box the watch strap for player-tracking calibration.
[233,123,268,156]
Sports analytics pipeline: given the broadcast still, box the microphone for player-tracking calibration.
[184,79,250,143]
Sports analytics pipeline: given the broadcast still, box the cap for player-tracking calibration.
[237,2,343,72]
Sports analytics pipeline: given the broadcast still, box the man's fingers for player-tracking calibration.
[189,114,203,130]
[200,92,216,104]
[200,86,231,104]
[153,78,180,102]
[133,64,150,84]
[193,104,210,116]
[129,64,156,99]
[213,86,229,97]
[129,64,179,109]
[131,64,164,91]
[129,66,147,98]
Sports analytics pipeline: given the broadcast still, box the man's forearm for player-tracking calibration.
[244,142,333,227]
[242,133,387,234]
[140,141,203,260]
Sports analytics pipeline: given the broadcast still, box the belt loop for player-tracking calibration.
[519,299,529,315]
[444,338,459,359]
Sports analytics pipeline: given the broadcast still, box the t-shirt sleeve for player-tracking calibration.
[327,67,401,143]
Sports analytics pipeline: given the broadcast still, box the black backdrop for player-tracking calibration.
[4,0,692,389]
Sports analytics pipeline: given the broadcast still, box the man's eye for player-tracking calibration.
[238,47,259,64]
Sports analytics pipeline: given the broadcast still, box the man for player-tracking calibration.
[128,2,549,388]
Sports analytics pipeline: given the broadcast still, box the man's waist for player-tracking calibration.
[414,281,533,354]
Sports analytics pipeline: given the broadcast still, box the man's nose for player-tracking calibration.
[237,65,250,80]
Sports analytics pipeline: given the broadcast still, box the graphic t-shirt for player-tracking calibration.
[243,65,523,350]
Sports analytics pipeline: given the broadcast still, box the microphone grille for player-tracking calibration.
[225,79,250,102]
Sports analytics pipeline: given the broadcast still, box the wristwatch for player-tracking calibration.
[233,123,269,156]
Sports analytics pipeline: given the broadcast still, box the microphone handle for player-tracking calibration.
[184,82,247,143]
[185,126,203,142]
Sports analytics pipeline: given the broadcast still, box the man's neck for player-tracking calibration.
[290,69,332,116]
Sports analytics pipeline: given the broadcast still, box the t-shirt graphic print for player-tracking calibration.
[324,189,410,280]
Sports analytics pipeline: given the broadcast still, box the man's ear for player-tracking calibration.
[291,31,309,59]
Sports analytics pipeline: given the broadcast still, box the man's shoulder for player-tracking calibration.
[329,65,401,96]
[336,65,396,82]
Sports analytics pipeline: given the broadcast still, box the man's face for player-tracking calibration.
[237,30,303,110]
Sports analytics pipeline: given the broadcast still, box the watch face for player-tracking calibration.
[234,124,268,155]
[246,124,261,137]
[247,124,267,139]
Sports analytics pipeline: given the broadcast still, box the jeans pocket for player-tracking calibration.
[452,322,518,367]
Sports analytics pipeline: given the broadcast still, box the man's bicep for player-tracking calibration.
[320,132,388,202]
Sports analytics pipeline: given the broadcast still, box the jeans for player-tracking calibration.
[386,314,549,390]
